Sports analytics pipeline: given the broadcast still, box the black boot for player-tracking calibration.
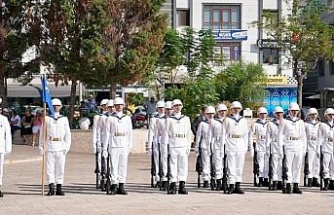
[155,181,161,189]
[277,181,282,190]
[258,177,264,187]
[284,183,292,194]
[0,190,3,197]
[323,178,330,191]
[168,182,177,195]
[47,183,55,196]
[117,183,128,195]
[108,184,117,195]
[233,182,245,194]
[178,181,188,195]
[292,183,302,194]
[203,180,209,188]
[263,178,269,187]
[227,184,235,194]
[56,184,64,196]
[272,181,278,191]
[329,180,334,190]
[312,178,320,187]
[216,179,222,191]
[307,178,313,187]
[162,181,168,191]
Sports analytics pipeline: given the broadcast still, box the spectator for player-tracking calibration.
[191,106,207,142]
[86,94,97,112]
[144,97,157,129]
[2,108,10,121]
[79,101,89,117]
[21,109,34,145]
[32,110,43,146]
[10,110,21,137]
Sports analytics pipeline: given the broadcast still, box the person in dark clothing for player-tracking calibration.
[191,106,207,142]
[21,109,34,144]
[79,101,89,117]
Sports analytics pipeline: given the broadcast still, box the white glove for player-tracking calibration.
[148,148,152,156]
[102,150,108,158]
[186,148,190,155]
[250,149,254,158]
[63,150,69,155]
[96,147,101,153]
[195,148,199,157]
[265,148,270,157]
[39,147,45,156]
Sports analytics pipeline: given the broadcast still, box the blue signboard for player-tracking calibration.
[212,29,248,41]
[265,87,298,116]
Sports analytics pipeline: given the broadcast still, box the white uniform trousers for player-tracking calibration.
[257,151,269,178]
[169,147,188,183]
[46,151,66,184]
[161,147,168,182]
[322,152,334,179]
[152,143,161,181]
[271,154,282,181]
[227,151,245,184]
[110,147,129,184]
[285,150,303,183]
[0,154,4,186]
[201,149,211,181]
[213,149,223,179]
[307,151,320,179]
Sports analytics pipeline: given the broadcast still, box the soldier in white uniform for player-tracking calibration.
[148,101,165,187]
[162,99,191,195]
[278,102,306,194]
[265,106,284,190]
[103,97,132,195]
[155,101,173,190]
[39,98,71,196]
[304,108,321,187]
[319,108,334,190]
[195,106,215,188]
[211,104,228,190]
[0,98,12,197]
[222,101,250,194]
[250,107,269,187]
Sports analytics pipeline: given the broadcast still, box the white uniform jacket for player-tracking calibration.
[222,115,249,153]
[162,114,191,149]
[319,121,334,154]
[195,120,213,151]
[265,119,282,154]
[250,119,269,152]
[0,115,12,154]
[304,120,321,153]
[211,118,225,151]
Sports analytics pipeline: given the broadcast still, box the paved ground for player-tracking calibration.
[1,144,334,215]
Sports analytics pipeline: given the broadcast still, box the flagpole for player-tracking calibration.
[42,102,46,196]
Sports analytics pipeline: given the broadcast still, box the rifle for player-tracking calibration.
[304,152,309,187]
[210,141,216,190]
[253,142,259,186]
[195,137,203,188]
[320,146,324,190]
[158,142,163,191]
[105,150,111,194]
[100,152,107,191]
[282,146,288,193]
[222,145,228,194]
[166,144,171,194]
[94,152,100,189]
[268,144,273,190]
[150,142,156,188]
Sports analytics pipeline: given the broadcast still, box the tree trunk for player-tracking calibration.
[68,80,77,128]
[109,82,117,99]
[0,69,6,107]
[297,77,303,108]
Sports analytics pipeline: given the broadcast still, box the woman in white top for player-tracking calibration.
[10,110,21,137]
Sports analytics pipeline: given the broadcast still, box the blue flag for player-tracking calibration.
[41,74,55,116]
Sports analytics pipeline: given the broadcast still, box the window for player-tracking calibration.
[203,5,241,30]
[318,60,325,76]
[263,48,279,65]
[214,42,241,61]
[329,60,334,75]
[176,10,190,27]
[263,10,278,26]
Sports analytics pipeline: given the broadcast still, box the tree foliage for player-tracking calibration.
[253,0,334,106]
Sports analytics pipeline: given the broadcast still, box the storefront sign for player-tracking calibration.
[212,29,248,41]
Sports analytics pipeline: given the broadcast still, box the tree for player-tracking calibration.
[0,1,41,106]
[214,62,266,107]
[98,0,168,99]
[253,0,334,106]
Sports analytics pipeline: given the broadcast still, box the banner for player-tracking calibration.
[265,87,297,116]
[41,74,55,116]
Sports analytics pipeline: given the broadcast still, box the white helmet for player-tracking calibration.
[258,107,268,115]
[100,99,109,106]
[216,104,228,112]
[52,98,62,106]
[106,99,114,107]
[113,97,125,105]
[165,101,172,109]
[307,108,318,115]
[274,106,284,114]
[156,100,165,108]
[289,102,300,111]
[324,108,334,116]
[231,101,242,109]
[205,106,216,114]
[172,99,183,106]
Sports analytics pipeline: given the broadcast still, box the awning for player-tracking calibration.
[7,84,84,98]
[305,94,320,99]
